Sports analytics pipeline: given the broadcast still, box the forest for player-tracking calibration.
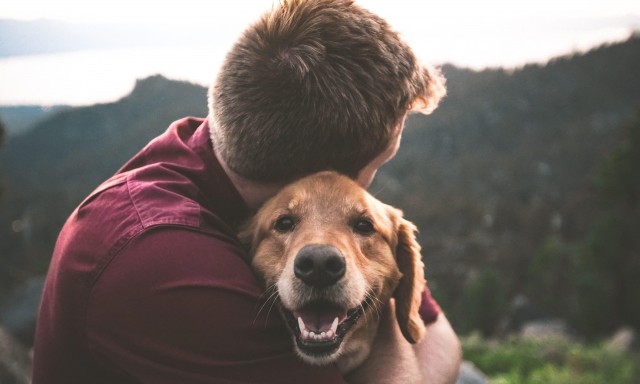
[1,35,639,383]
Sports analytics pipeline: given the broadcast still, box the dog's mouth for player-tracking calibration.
[280,297,373,358]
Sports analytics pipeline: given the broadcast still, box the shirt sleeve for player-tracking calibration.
[419,287,442,325]
[86,227,346,384]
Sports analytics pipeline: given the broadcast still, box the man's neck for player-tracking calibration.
[215,151,283,211]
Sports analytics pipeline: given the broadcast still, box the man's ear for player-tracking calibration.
[393,217,426,344]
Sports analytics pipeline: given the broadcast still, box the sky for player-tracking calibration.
[1,0,640,105]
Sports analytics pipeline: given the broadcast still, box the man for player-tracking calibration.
[33,0,461,383]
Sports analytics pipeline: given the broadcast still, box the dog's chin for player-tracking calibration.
[280,297,373,365]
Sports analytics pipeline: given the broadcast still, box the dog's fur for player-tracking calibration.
[240,171,426,373]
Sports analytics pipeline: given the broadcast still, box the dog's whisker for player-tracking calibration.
[366,292,383,321]
[361,293,375,326]
[362,307,375,323]
[369,179,389,197]
[256,284,278,310]
[371,298,382,320]
[264,291,281,328]
[260,293,280,327]
[256,283,277,304]
[253,285,280,326]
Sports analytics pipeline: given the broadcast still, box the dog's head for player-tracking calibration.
[240,171,425,367]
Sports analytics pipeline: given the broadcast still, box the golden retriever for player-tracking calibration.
[240,171,426,373]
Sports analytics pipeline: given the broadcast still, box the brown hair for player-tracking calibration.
[209,0,445,182]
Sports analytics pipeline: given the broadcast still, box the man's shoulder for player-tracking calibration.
[51,116,249,305]
[65,166,237,264]
[54,173,249,307]
[101,225,254,293]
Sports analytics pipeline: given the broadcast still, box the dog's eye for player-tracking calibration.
[274,216,296,232]
[354,218,375,235]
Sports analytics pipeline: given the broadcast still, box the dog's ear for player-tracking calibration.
[393,216,426,344]
[237,218,259,255]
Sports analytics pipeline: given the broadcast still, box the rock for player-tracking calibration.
[0,276,45,346]
[496,294,547,336]
[0,325,31,384]
[606,326,637,353]
[520,319,570,341]
[457,361,490,384]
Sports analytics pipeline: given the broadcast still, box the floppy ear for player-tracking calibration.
[237,218,259,257]
[393,217,426,344]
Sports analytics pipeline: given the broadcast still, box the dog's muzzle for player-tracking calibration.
[279,244,372,359]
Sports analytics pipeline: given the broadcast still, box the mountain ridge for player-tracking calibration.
[1,37,640,335]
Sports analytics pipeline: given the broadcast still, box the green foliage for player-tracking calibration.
[463,334,640,384]
[573,113,640,335]
[460,270,507,336]
[523,113,640,336]
[573,220,622,335]
[597,116,640,205]
[526,238,576,317]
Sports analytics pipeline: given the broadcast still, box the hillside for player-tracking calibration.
[0,75,207,295]
[1,36,640,337]
[373,35,640,333]
[0,106,70,136]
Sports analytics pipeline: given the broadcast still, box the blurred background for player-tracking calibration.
[1,1,639,383]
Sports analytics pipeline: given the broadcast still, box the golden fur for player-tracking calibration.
[240,171,426,373]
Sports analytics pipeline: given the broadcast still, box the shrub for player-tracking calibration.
[460,270,507,335]
[462,334,640,384]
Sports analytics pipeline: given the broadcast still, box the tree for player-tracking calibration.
[460,269,507,336]
[574,110,640,335]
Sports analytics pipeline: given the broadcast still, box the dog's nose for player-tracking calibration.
[294,244,346,288]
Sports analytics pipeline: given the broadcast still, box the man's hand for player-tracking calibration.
[345,300,461,384]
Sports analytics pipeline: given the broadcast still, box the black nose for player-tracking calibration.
[294,244,346,288]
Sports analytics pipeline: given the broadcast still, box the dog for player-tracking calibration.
[240,171,427,373]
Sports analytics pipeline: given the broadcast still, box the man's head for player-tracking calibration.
[209,0,445,184]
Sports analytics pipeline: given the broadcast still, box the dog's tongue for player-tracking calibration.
[293,303,347,332]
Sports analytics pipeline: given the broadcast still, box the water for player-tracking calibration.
[0,25,633,106]
[0,45,225,106]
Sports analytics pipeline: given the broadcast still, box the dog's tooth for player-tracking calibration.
[331,317,339,334]
[320,331,326,339]
[302,330,309,339]
[297,317,306,332]
[326,329,334,338]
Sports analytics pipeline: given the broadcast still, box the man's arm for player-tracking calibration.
[346,300,461,384]
[86,227,347,383]
[419,313,462,383]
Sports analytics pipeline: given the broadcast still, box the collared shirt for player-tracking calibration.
[32,117,439,383]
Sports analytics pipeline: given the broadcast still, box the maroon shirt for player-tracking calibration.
[32,117,440,383]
